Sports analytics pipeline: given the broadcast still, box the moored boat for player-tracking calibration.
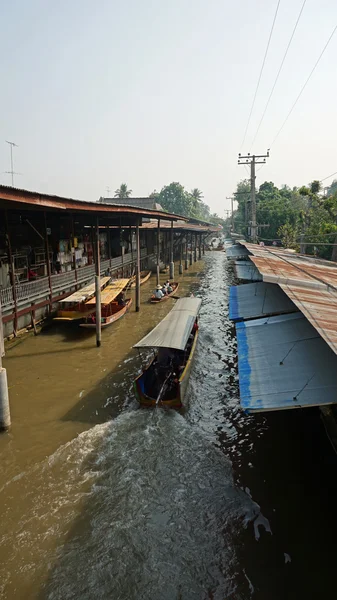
[80,278,131,329]
[133,297,201,408]
[150,282,179,303]
[130,270,152,288]
[54,276,111,321]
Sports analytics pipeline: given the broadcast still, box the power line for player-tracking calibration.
[251,0,306,148]
[270,24,337,147]
[240,0,281,150]
[320,170,337,183]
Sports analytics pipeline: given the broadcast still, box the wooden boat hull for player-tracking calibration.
[150,283,179,303]
[54,309,94,321]
[80,299,132,329]
[134,329,198,408]
[130,271,151,288]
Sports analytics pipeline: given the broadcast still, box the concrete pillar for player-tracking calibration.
[135,222,141,312]
[0,368,10,431]
[95,218,102,348]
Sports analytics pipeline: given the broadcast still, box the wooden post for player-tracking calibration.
[44,212,53,311]
[156,219,160,285]
[194,233,197,262]
[184,234,188,270]
[120,222,124,277]
[108,224,112,269]
[70,214,78,289]
[202,236,205,255]
[135,221,141,312]
[189,233,193,266]
[198,233,202,260]
[179,237,183,274]
[95,218,102,347]
[4,211,17,337]
[169,220,174,279]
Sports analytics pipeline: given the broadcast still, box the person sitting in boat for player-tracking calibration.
[165,281,173,294]
[117,292,126,307]
[154,284,164,299]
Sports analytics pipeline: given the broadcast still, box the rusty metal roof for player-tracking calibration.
[140,220,220,233]
[237,242,337,355]
[0,185,186,222]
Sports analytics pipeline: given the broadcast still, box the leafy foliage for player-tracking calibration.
[114,183,132,198]
[158,182,211,220]
[231,178,337,260]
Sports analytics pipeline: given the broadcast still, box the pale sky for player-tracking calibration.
[1,0,336,216]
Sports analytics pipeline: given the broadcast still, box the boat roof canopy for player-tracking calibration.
[86,279,130,306]
[58,277,111,303]
[134,297,202,351]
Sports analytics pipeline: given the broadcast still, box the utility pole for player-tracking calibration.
[238,151,269,243]
[226,197,235,232]
[5,140,19,187]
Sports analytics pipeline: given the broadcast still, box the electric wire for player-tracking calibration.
[240,0,281,150]
[250,0,306,148]
[320,170,337,183]
[270,24,337,147]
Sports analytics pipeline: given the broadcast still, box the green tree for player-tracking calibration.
[114,183,132,198]
[191,188,203,201]
[158,183,193,216]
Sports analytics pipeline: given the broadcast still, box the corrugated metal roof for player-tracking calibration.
[225,245,250,259]
[237,312,337,413]
[234,260,262,282]
[0,185,186,222]
[134,298,201,350]
[229,282,297,322]
[236,243,337,355]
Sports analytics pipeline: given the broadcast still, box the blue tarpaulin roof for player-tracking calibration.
[229,282,297,322]
[237,312,337,413]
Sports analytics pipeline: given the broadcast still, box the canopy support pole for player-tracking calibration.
[179,237,183,274]
[95,217,102,347]
[156,219,160,285]
[194,234,197,262]
[169,220,174,279]
[136,221,141,312]
[198,233,202,260]
[184,236,188,270]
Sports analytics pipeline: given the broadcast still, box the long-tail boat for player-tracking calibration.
[133,297,201,408]
[130,270,152,288]
[80,278,131,329]
[150,282,179,303]
[54,276,111,321]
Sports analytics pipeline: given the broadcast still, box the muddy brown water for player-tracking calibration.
[1,253,337,599]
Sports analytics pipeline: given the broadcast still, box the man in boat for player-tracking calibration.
[117,292,126,307]
[154,284,164,299]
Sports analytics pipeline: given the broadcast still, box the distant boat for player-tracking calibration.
[150,282,179,303]
[80,278,131,329]
[130,270,152,288]
[133,297,201,408]
[54,276,111,321]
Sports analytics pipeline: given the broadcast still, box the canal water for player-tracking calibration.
[1,253,337,599]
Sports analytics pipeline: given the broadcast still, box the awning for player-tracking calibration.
[229,282,297,322]
[237,312,337,413]
[226,245,250,259]
[233,260,262,282]
[86,279,130,306]
[134,297,202,350]
[59,277,111,303]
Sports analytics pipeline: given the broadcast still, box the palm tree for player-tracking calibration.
[114,183,132,198]
[191,188,203,201]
